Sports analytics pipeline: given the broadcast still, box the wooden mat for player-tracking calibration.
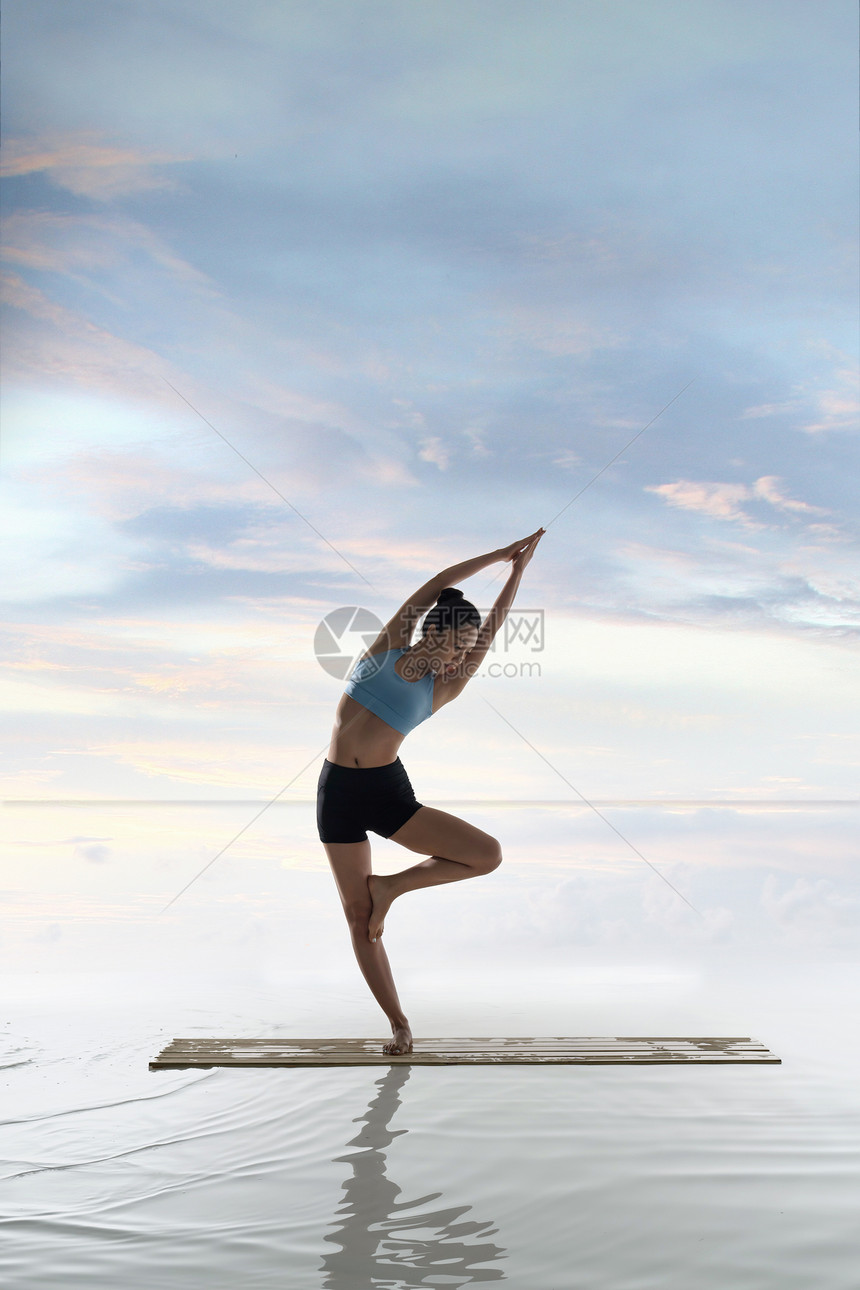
[149,1036,780,1069]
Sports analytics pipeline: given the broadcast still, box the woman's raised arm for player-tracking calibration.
[430,529,544,699]
[434,528,544,588]
[472,528,544,655]
[371,529,545,654]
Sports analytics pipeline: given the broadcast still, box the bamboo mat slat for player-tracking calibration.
[149,1036,781,1069]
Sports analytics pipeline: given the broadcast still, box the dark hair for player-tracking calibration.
[421,587,481,637]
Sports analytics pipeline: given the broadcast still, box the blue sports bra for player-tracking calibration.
[343,648,434,736]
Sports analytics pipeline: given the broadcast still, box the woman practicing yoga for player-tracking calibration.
[317,528,545,1055]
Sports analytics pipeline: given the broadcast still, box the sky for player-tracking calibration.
[2,0,858,839]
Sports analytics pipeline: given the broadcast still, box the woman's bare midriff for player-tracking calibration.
[327,694,408,767]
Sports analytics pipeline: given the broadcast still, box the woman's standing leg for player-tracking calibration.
[323,838,413,1055]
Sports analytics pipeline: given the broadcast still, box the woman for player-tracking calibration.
[317,527,545,1055]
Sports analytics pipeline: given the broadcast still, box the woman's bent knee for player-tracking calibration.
[476,841,503,874]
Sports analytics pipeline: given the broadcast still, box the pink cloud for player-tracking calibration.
[646,479,754,523]
[0,134,189,200]
[647,476,828,529]
[2,270,170,396]
[742,346,859,435]
[752,476,828,516]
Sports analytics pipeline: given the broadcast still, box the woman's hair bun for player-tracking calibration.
[421,585,481,638]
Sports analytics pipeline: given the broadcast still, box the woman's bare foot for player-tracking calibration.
[383,1022,413,1056]
[367,873,397,941]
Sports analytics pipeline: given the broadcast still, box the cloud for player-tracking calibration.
[751,476,828,516]
[647,479,755,524]
[612,529,860,637]
[741,400,799,420]
[463,426,492,458]
[802,379,860,434]
[41,451,253,527]
[82,739,301,790]
[1,212,122,274]
[741,345,859,436]
[800,343,860,435]
[2,0,855,816]
[761,873,860,947]
[360,457,421,486]
[75,843,111,863]
[418,436,450,470]
[0,134,189,200]
[1,616,316,715]
[1,210,212,291]
[1,270,171,397]
[647,476,829,530]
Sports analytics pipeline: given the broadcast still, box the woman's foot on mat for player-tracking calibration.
[383,1022,413,1056]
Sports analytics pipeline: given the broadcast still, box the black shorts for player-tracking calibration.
[316,757,424,844]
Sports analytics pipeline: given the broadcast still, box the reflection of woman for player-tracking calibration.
[317,529,544,1055]
[321,1066,506,1287]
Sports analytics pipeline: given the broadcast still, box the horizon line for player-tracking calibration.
[4,798,858,808]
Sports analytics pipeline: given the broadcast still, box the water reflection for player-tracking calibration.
[320,1065,506,1286]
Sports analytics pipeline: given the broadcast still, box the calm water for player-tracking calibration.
[2,802,859,1287]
